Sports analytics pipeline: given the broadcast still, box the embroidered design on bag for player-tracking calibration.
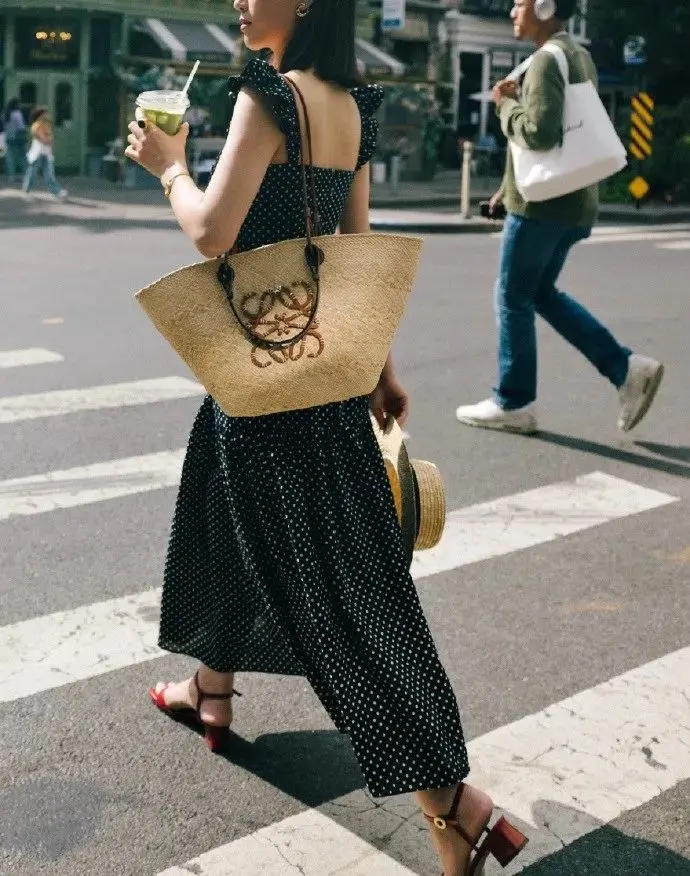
[240,281,324,368]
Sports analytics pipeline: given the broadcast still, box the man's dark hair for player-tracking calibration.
[279,0,361,88]
[6,97,20,113]
[555,0,578,20]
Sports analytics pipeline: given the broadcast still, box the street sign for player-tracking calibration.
[628,176,650,201]
[382,0,406,31]
[629,92,654,161]
[623,36,647,67]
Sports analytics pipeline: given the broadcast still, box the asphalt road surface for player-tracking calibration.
[1,203,689,876]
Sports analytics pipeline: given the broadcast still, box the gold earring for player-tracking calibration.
[296,2,309,17]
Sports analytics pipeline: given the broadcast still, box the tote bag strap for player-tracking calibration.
[505,34,569,82]
[217,74,325,353]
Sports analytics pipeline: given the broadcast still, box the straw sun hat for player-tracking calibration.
[371,415,446,565]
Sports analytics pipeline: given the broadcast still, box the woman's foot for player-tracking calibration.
[151,667,235,727]
[418,783,494,876]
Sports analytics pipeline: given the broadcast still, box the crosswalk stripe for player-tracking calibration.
[0,449,185,521]
[0,348,64,369]
[0,589,162,704]
[156,646,690,876]
[584,232,690,246]
[410,471,677,580]
[0,471,677,704]
[158,809,418,875]
[656,240,690,250]
[0,376,204,424]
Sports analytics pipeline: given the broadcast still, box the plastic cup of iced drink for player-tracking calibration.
[136,91,190,135]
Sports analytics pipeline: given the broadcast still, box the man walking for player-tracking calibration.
[455,0,664,435]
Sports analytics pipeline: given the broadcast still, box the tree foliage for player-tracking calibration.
[587,0,690,105]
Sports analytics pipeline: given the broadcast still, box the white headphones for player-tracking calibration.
[534,0,556,21]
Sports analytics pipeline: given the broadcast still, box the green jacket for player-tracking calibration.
[498,33,599,228]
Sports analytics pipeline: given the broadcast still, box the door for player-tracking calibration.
[11,72,82,171]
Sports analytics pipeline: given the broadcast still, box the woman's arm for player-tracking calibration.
[126,88,283,257]
[342,164,409,427]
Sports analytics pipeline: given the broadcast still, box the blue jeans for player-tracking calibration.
[4,137,27,179]
[22,154,62,196]
[494,213,631,410]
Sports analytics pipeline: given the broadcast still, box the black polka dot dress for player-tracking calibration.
[158,58,469,798]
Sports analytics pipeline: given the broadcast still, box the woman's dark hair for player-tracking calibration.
[279,0,361,88]
[6,97,20,113]
[29,106,49,124]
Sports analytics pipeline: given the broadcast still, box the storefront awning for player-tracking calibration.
[136,18,239,64]
[355,38,405,78]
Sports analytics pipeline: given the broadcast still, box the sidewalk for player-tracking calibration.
[2,170,689,232]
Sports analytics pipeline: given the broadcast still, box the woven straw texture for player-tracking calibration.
[410,460,446,550]
[136,232,422,417]
[372,414,446,553]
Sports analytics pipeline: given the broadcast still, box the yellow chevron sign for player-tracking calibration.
[629,92,654,160]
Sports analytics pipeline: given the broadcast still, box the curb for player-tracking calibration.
[371,218,502,234]
[371,209,690,234]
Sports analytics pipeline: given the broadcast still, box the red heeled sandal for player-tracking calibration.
[423,783,527,876]
[147,670,241,753]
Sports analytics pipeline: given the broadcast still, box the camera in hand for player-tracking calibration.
[480,200,507,220]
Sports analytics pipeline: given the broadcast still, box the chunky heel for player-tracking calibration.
[204,724,232,752]
[423,783,528,876]
[482,816,528,867]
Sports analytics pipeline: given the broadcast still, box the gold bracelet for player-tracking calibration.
[162,171,191,199]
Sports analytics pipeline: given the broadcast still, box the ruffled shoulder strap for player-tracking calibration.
[227,58,300,163]
[350,84,384,171]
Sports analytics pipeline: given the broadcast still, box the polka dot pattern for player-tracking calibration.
[159,59,469,798]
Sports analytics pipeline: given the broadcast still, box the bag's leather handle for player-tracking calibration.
[218,73,325,352]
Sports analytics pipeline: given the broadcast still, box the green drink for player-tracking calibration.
[136,90,190,135]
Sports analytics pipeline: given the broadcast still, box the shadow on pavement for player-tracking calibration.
[634,442,690,465]
[530,432,690,480]
[522,824,690,875]
[174,722,365,807]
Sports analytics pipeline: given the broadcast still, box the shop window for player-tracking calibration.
[19,81,38,112]
[90,18,112,67]
[54,82,74,127]
[15,17,81,69]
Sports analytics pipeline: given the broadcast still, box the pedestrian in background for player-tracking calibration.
[2,97,27,184]
[456,0,664,435]
[22,107,68,201]
[124,0,528,871]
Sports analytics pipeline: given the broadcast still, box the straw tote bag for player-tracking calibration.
[135,78,423,418]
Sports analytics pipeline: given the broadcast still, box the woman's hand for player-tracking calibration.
[125,117,190,179]
[369,374,410,430]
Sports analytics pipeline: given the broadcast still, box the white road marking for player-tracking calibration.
[410,471,677,580]
[0,348,64,369]
[0,449,185,521]
[467,645,690,869]
[584,231,690,245]
[158,809,419,876]
[0,376,204,424]
[155,646,690,875]
[656,240,690,250]
[0,471,677,705]
[0,590,163,704]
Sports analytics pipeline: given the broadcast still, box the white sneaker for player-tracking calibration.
[455,398,538,434]
[55,189,68,201]
[617,354,664,432]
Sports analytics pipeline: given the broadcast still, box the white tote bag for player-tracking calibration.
[508,43,627,203]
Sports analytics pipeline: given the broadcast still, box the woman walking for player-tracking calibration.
[125,0,528,872]
[2,97,27,184]
[22,107,67,200]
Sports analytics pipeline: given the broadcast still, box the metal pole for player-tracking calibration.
[460,140,472,219]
